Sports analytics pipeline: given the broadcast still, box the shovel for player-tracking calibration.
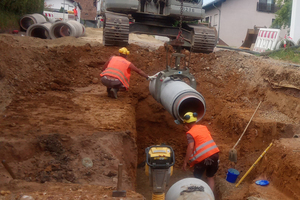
[229,101,262,162]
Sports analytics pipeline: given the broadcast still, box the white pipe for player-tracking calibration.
[26,22,52,39]
[49,20,85,39]
[20,14,47,30]
[149,78,206,124]
[166,178,215,200]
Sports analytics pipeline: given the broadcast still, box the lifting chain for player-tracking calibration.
[177,0,184,41]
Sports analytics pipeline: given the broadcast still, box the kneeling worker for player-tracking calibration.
[182,112,220,192]
[100,47,155,99]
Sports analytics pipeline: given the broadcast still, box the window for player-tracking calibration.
[214,14,218,26]
[257,0,278,13]
[205,16,209,23]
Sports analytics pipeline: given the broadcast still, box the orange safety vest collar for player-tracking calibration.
[187,125,219,167]
[100,56,131,89]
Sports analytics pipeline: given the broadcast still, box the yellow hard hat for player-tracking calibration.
[183,112,198,123]
[119,47,130,55]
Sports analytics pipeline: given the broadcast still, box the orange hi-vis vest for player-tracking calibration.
[100,56,131,89]
[187,125,220,167]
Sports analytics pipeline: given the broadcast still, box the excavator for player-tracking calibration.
[101,0,217,53]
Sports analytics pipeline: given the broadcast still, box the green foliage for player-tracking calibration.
[268,47,300,64]
[0,10,20,31]
[59,7,65,13]
[271,0,292,29]
[44,2,53,11]
[0,0,44,15]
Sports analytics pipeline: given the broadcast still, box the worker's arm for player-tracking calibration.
[102,57,113,71]
[128,63,148,79]
[182,141,194,171]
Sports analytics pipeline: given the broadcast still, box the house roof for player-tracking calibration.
[203,0,226,10]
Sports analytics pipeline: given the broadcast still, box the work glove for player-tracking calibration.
[204,157,214,165]
[147,75,157,81]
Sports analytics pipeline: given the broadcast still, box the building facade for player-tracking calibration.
[203,0,288,47]
[76,0,97,21]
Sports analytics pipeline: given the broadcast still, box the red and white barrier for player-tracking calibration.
[253,28,281,53]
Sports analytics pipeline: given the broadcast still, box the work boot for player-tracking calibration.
[107,88,112,97]
[110,88,118,99]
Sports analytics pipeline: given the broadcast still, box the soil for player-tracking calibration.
[0,27,300,200]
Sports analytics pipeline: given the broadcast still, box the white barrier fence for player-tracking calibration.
[253,28,281,53]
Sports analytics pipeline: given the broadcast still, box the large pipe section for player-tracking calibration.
[166,178,215,200]
[50,20,85,39]
[149,77,206,124]
[20,14,47,31]
[26,22,52,39]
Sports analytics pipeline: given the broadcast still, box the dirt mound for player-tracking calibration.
[0,32,300,200]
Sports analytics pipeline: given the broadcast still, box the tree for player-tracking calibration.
[271,0,293,29]
[44,2,53,11]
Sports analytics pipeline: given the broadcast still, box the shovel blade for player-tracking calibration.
[229,149,237,163]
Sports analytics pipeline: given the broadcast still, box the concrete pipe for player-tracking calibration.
[20,13,47,31]
[81,24,86,36]
[166,178,215,200]
[275,38,296,50]
[149,78,206,124]
[50,20,85,39]
[26,22,52,39]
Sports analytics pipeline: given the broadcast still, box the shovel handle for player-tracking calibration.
[117,164,123,191]
[235,142,273,187]
[232,101,262,149]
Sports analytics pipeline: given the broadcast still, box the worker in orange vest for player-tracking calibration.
[100,47,155,99]
[73,7,78,20]
[182,112,220,192]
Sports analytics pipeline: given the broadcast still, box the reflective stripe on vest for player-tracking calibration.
[190,140,214,158]
[101,67,130,88]
[187,125,220,166]
[100,56,131,89]
[190,140,218,162]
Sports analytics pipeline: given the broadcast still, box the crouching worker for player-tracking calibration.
[100,47,155,99]
[182,112,220,192]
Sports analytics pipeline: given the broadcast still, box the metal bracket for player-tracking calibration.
[153,43,196,103]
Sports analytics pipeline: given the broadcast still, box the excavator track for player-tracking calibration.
[189,25,217,53]
[103,12,129,46]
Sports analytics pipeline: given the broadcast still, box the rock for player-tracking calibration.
[82,157,93,168]
[104,171,117,177]
[92,78,98,84]
[9,123,16,127]
[0,190,11,196]
[19,195,34,200]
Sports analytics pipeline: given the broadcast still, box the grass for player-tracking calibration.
[0,10,20,32]
[267,47,300,64]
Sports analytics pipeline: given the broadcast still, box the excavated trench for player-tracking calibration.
[0,34,300,199]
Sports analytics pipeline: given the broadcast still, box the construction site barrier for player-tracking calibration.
[26,22,52,39]
[253,28,280,53]
[20,13,47,31]
[149,77,206,124]
[49,20,85,39]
